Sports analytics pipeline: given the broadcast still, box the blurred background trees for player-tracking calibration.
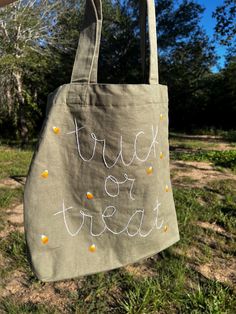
[0,0,63,142]
[0,0,235,143]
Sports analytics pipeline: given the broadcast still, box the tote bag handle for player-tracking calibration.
[71,0,159,85]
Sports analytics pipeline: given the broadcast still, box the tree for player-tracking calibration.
[211,1,236,130]
[155,0,216,129]
[41,0,218,130]
[50,0,133,85]
[0,0,62,143]
[0,0,222,139]
[213,0,236,47]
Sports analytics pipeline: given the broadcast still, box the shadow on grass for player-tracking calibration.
[0,138,38,151]
[10,176,26,186]
[170,130,236,143]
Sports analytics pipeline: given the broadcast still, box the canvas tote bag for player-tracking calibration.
[23,0,180,282]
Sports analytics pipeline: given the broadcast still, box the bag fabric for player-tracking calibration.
[23,0,180,282]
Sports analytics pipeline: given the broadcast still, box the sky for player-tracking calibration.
[194,0,227,70]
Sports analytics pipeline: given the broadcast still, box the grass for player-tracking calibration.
[171,149,236,172]
[170,129,236,142]
[0,231,30,271]
[183,281,235,314]
[169,133,236,172]
[0,187,23,209]
[0,187,23,233]
[175,179,236,234]
[0,145,33,180]
[0,299,58,314]
[0,135,236,313]
[118,277,233,314]
[170,138,222,150]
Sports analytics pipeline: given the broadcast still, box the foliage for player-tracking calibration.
[51,0,221,131]
[0,0,63,142]
[213,0,236,47]
[153,0,217,130]
[0,0,235,140]
[187,56,236,130]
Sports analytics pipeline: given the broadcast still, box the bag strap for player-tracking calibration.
[140,0,147,82]
[71,0,102,84]
[71,0,158,85]
[139,0,159,84]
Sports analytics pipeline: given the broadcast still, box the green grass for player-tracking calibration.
[0,230,35,290]
[0,298,58,314]
[61,256,235,314]
[175,179,236,234]
[0,231,29,270]
[170,129,236,143]
[171,150,236,171]
[0,146,33,179]
[0,187,23,209]
[0,187,23,233]
[0,137,236,313]
[120,266,234,314]
[170,138,221,150]
[183,280,235,314]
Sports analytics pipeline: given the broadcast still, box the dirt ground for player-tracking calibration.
[170,160,236,188]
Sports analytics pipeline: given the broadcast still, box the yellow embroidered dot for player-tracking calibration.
[160,152,164,159]
[86,192,94,200]
[164,225,168,232]
[160,113,164,120]
[165,185,169,192]
[53,126,60,134]
[41,170,49,179]
[89,244,96,252]
[41,235,49,244]
[146,166,153,175]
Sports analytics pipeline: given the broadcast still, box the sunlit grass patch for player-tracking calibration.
[182,280,236,314]
[0,146,33,180]
[171,150,236,172]
[170,138,219,150]
[0,187,23,209]
[174,179,236,239]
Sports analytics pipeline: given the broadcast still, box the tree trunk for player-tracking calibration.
[6,83,13,115]
[13,70,29,146]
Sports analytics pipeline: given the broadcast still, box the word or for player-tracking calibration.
[104,174,135,200]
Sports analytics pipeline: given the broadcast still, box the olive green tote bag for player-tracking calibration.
[23,0,180,282]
